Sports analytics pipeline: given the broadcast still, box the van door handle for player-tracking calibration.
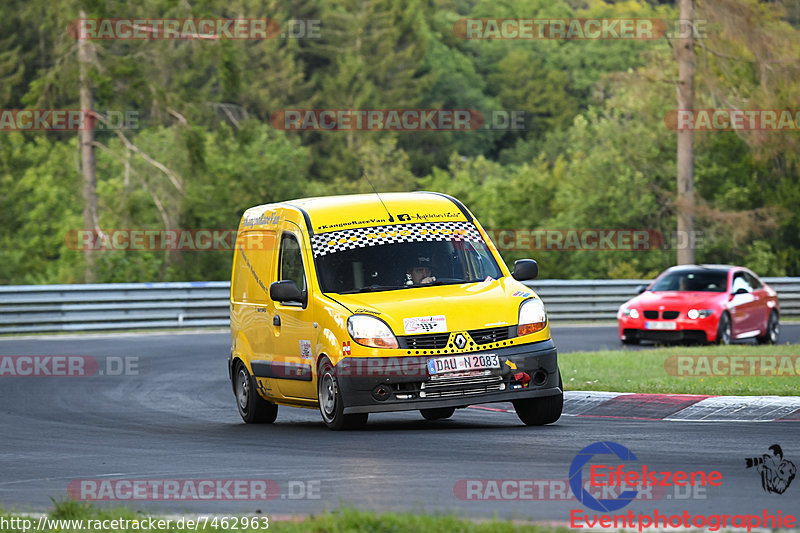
[273,314,281,326]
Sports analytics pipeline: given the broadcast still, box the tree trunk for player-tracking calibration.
[676,0,695,264]
[78,10,97,282]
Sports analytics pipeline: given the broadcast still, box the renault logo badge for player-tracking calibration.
[454,333,467,349]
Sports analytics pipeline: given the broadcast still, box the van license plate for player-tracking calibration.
[427,354,500,375]
[645,321,677,330]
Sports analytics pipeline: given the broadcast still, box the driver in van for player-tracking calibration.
[406,256,436,286]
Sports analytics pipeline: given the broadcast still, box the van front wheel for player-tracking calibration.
[318,359,368,430]
[512,373,563,426]
[234,362,278,424]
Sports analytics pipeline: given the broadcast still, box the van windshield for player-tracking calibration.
[310,222,503,293]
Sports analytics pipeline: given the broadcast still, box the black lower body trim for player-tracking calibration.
[624,328,709,343]
[251,360,313,381]
[335,339,560,414]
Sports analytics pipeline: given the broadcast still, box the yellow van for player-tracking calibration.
[228,192,562,429]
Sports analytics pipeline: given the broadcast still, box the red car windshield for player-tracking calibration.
[650,270,728,292]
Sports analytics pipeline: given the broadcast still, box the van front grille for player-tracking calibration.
[468,326,511,345]
[400,333,450,350]
[420,371,504,399]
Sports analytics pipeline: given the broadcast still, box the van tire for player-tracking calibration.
[420,407,456,420]
[512,372,563,426]
[317,358,368,430]
[234,361,278,424]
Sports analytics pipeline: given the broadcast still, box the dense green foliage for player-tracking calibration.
[1,0,798,283]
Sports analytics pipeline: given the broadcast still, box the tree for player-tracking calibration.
[78,10,98,282]
[676,0,695,264]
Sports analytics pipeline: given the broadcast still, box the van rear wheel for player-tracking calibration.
[512,373,563,426]
[420,407,455,420]
[318,359,368,430]
[234,362,278,424]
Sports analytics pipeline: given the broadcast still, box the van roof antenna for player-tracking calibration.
[361,168,394,222]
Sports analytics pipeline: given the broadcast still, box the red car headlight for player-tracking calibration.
[621,308,639,319]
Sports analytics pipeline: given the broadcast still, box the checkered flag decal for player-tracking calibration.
[311,222,483,257]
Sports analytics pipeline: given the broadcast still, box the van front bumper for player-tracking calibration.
[335,339,560,415]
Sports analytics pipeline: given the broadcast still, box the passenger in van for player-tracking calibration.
[406,256,436,286]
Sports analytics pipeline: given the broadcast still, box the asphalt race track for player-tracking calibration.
[0,328,798,522]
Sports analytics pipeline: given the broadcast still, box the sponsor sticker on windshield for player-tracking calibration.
[403,315,447,334]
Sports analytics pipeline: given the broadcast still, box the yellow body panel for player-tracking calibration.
[288,192,469,233]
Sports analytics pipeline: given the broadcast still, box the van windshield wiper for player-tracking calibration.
[425,278,467,286]
[338,285,408,294]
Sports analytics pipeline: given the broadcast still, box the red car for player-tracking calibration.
[618,265,779,345]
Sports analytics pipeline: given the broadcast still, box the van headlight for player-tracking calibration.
[347,315,399,349]
[518,298,547,336]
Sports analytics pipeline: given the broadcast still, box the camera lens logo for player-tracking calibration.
[569,441,638,512]
[745,444,796,495]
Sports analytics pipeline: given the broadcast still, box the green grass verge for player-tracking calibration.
[0,501,563,533]
[560,343,800,396]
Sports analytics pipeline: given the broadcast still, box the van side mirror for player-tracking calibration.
[636,284,647,294]
[512,259,538,281]
[270,280,304,304]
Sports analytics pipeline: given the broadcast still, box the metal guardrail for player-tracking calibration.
[0,278,798,333]
[524,278,800,321]
[0,282,230,333]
